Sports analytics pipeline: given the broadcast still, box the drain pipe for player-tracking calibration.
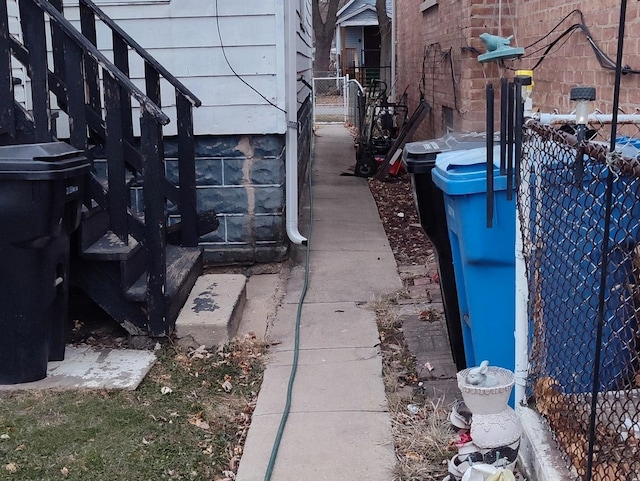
[284,0,307,245]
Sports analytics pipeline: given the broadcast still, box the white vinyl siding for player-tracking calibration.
[296,0,312,107]
[57,0,286,136]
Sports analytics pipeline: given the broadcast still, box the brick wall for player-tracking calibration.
[395,0,640,139]
[514,1,640,116]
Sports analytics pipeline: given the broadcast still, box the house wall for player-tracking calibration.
[395,0,640,141]
[56,0,313,265]
[345,26,363,51]
[395,0,510,140]
[60,0,286,137]
[7,0,27,107]
[513,1,640,117]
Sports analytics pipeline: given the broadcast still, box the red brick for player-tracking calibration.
[396,0,640,129]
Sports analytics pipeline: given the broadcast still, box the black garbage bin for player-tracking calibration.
[0,142,90,384]
[403,132,496,371]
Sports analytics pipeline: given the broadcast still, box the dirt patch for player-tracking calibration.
[368,174,433,267]
[367,173,458,480]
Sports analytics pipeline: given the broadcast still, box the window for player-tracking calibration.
[443,106,454,131]
[419,0,438,12]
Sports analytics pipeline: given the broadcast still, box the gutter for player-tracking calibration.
[284,0,307,245]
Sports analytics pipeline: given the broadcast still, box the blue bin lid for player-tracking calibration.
[432,145,510,195]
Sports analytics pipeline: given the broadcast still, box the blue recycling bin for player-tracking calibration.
[532,149,639,394]
[431,146,516,373]
[403,132,498,372]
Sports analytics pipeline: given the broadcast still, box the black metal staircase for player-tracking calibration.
[0,0,218,336]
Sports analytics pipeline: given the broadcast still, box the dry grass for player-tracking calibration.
[0,336,268,481]
[370,292,456,481]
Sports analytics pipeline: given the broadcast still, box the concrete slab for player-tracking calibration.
[246,274,281,299]
[254,348,386,416]
[236,274,283,339]
[306,219,392,251]
[518,406,570,481]
[309,183,375,200]
[237,298,271,339]
[268,302,380,351]
[237,124,398,481]
[235,411,395,481]
[175,273,246,346]
[309,196,383,224]
[282,250,402,304]
[0,345,156,391]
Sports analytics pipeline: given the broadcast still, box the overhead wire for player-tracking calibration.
[215,0,288,114]
[510,9,640,74]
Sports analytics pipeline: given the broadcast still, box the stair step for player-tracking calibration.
[125,246,202,302]
[174,274,247,347]
[82,231,140,261]
[78,207,109,252]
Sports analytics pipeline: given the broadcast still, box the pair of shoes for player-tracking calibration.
[445,439,520,480]
[450,400,472,430]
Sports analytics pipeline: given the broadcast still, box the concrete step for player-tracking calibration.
[174,273,247,347]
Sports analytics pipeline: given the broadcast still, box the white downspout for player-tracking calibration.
[284,0,307,245]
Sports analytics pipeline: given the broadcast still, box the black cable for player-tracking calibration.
[526,24,581,71]
[215,0,287,114]
[511,9,640,75]
[523,9,583,49]
[298,75,313,92]
[420,43,458,111]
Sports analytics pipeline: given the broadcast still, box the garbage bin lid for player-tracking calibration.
[403,132,498,173]
[432,145,512,195]
[0,142,90,180]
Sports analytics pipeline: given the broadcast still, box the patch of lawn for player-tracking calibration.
[0,336,267,481]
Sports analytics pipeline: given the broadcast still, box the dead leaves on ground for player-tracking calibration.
[168,335,267,479]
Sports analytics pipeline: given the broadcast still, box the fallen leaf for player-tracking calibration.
[424,362,434,371]
[188,415,210,430]
[0,434,9,440]
[221,380,233,393]
[405,451,423,461]
[190,345,210,359]
[14,445,24,451]
[201,444,213,455]
[161,386,173,395]
[5,463,17,473]
[61,467,69,477]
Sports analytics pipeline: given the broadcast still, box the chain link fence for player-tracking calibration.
[312,76,347,124]
[519,117,640,481]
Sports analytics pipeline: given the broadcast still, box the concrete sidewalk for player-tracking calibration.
[236,124,403,481]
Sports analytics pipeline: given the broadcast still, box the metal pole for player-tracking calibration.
[585,1,628,480]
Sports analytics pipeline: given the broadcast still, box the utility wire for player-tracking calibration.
[215,0,287,114]
[513,9,640,74]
